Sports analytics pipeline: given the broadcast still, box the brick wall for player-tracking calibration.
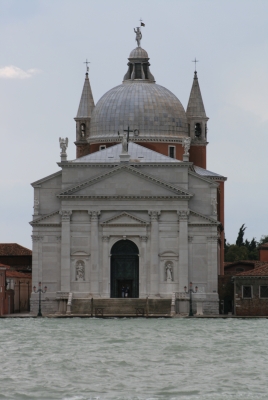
[234,277,268,316]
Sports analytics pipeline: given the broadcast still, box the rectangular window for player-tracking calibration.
[243,286,252,298]
[260,286,268,298]
[168,146,175,159]
[99,145,106,151]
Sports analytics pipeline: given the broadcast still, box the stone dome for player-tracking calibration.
[129,47,148,59]
[89,81,188,141]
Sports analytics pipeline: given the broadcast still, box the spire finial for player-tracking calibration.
[192,58,199,73]
[83,59,90,74]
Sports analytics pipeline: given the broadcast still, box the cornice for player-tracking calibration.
[31,171,62,187]
[189,209,219,225]
[87,137,187,145]
[188,170,219,186]
[58,162,192,168]
[29,210,59,226]
[58,195,183,200]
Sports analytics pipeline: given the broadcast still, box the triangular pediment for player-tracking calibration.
[30,210,60,226]
[101,212,149,226]
[189,209,218,225]
[58,165,192,199]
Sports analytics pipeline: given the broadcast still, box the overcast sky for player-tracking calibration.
[0,0,267,249]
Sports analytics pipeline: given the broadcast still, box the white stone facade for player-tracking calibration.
[30,143,221,314]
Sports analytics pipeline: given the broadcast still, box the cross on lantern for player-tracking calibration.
[84,59,90,72]
[192,57,199,72]
[118,126,139,151]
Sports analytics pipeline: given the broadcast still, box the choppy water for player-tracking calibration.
[0,318,268,400]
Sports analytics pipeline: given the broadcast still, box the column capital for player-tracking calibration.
[177,210,189,221]
[148,210,161,221]
[102,235,110,242]
[31,235,43,242]
[60,210,72,221]
[207,236,218,243]
[140,236,148,242]
[88,210,100,221]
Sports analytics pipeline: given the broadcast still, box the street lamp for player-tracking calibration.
[33,282,47,317]
[184,282,198,317]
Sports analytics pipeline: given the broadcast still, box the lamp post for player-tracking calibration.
[33,282,47,317]
[184,282,198,317]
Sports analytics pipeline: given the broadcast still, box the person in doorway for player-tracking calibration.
[125,287,129,298]
[121,286,125,298]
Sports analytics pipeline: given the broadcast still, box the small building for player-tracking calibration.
[6,270,32,313]
[0,264,7,316]
[0,243,32,273]
[219,261,265,314]
[233,263,268,316]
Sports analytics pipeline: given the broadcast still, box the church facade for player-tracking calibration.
[30,29,226,315]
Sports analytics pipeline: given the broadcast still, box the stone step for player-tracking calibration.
[71,298,171,316]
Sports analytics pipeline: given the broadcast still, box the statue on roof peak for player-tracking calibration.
[134,27,142,47]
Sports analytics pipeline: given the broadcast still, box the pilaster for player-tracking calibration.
[89,211,100,295]
[148,211,160,295]
[31,235,43,290]
[140,236,148,297]
[60,210,72,292]
[102,235,110,297]
[207,236,218,293]
[177,210,189,291]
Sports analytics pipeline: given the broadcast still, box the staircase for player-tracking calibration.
[71,298,172,317]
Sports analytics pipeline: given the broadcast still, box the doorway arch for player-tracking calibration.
[110,239,139,298]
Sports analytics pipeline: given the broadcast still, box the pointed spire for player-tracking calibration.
[186,71,207,119]
[76,72,95,118]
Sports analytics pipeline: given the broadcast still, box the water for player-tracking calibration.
[0,318,267,400]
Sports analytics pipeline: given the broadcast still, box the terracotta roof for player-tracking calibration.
[0,263,10,269]
[0,244,32,256]
[225,260,255,267]
[6,271,31,279]
[259,242,268,249]
[236,263,268,276]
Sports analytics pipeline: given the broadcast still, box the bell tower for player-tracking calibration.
[74,68,95,158]
[186,71,208,169]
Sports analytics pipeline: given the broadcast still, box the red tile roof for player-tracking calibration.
[0,263,10,269]
[6,271,32,279]
[259,242,268,249]
[236,263,268,276]
[0,243,32,256]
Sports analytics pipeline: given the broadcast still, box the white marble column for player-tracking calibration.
[148,211,160,296]
[177,210,189,291]
[102,235,110,297]
[89,211,100,295]
[60,210,72,293]
[139,236,148,297]
[207,236,218,293]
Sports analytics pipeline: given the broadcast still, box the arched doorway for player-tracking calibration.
[110,240,139,298]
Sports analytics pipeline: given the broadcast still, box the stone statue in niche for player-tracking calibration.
[76,261,85,281]
[165,262,173,282]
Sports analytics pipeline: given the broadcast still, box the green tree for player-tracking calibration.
[236,224,246,247]
[259,235,268,245]
[225,245,249,262]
